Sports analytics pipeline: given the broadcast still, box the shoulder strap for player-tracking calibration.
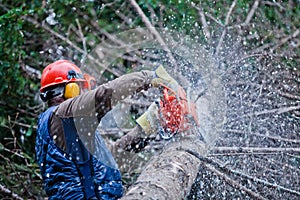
[61,117,96,199]
[37,106,58,141]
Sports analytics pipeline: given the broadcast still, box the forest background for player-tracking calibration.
[0,0,299,199]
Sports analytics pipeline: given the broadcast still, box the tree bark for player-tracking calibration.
[121,134,208,200]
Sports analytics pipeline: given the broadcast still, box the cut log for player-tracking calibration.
[120,134,208,200]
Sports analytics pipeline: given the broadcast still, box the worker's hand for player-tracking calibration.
[151,65,179,93]
[114,126,144,151]
[136,102,160,135]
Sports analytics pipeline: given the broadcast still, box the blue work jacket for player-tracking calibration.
[35,106,123,199]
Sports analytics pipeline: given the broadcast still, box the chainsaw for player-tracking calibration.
[156,84,199,139]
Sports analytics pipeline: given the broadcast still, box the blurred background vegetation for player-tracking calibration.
[0,0,299,199]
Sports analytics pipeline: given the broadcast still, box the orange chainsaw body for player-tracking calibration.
[158,84,199,136]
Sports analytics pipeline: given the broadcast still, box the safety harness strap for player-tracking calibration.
[62,118,96,199]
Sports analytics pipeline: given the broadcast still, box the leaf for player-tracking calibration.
[0,143,4,151]
[25,125,33,137]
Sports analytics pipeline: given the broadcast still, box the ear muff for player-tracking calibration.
[64,82,80,99]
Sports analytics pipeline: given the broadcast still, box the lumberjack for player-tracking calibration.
[35,60,198,199]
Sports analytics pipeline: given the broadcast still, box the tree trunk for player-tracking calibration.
[121,134,208,200]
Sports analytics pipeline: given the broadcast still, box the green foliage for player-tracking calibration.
[0,3,44,198]
[0,144,45,198]
[138,0,199,33]
[0,7,25,95]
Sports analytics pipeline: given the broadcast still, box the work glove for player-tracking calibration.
[151,65,179,93]
[136,65,183,135]
[136,101,160,135]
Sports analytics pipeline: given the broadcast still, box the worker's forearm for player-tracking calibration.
[103,70,153,106]
[56,70,153,118]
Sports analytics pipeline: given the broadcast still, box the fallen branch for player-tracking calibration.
[213,146,300,153]
[239,104,300,118]
[270,29,300,53]
[216,160,300,196]
[205,164,267,200]
[0,184,23,200]
[224,129,300,144]
[185,149,300,196]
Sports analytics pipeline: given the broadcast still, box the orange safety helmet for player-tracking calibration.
[40,60,86,101]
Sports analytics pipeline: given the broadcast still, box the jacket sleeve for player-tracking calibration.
[55,70,153,119]
[102,70,153,107]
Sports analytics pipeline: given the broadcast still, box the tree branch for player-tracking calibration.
[184,149,300,196]
[0,184,23,200]
[239,104,300,118]
[75,18,88,57]
[245,0,260,24]
[224,129,300,144]
[0,101,38,118]
[215,0,237,56]
[205,164,267,200]
[270,29,300,53]
[23,16,121,77]
[190,2,211,40]
[129,0,178,69]
[213,146,300,153]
